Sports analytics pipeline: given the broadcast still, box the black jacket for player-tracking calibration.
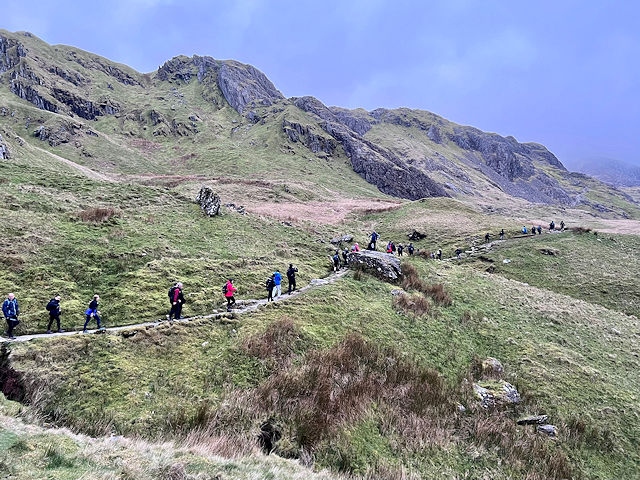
[287,266,298,279]
[169,287,185,304]
[46,298,61,316]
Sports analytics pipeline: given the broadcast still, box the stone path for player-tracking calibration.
[1,269,350,344]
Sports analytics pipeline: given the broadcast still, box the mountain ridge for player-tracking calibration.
[0,29,636,216]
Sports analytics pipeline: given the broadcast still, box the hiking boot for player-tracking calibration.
[46,330,52,334]
[83,329,87,333]
[57,329,65,333]
[8,336,16,340]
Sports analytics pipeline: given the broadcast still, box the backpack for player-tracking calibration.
[168,286,176,298]
[222,284,228,294]
[45,300,54,311]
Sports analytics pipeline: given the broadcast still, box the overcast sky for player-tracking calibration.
[3,0,639,168]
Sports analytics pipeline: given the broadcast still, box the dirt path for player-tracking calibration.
[29,143,115,182]
[2,269,350,343]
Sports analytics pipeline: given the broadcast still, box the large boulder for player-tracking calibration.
[347,250,402,283]
[196,185,221,216]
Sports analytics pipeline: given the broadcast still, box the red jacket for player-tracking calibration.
[225,281,237,298]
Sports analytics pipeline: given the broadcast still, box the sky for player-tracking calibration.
[3,0,639,169]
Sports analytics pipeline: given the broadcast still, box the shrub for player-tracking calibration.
[393,293,431,317]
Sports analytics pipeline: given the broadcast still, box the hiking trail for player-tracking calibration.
[2,269,350,343]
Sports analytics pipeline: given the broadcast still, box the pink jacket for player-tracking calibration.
[225,281,237,298]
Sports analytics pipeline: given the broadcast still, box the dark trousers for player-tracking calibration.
[47,314,61,332]
[267,288,273,301]
[288,278,296,293]
[226,296,236,310]
[5,317,19,337]
[169,302,183,320]
[83,313,102,330]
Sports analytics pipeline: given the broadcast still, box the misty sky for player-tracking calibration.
[3,0,639,169]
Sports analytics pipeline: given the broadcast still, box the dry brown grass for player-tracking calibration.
[242,317,305,367]
[76,206,119,223]
[401,263,452,306]
[393,293,431,317]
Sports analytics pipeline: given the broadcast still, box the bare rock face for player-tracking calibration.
[196,186,221,217]
[347,250,402,283]
[291,96,449,201]
[473,381,521,408]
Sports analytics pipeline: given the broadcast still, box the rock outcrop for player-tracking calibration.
[158,55,284,114]
[291,96,449,200]
[196,186,221,216]
[347,250,402,283]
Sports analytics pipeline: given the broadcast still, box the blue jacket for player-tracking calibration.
[2,298,19,318]
[273,271,282,285]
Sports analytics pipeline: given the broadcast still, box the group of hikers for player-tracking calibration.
[4,221,567,339]
[2,292,104,339]
[521,220,565,235]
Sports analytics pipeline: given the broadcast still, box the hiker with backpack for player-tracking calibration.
[45,295,64,334]
[266,274,275,302]
[287,264,298,294]
[168,282,185,320]
[83,294,102,333]
[328,251,340,272]
[2,293,19,339]
[407,243,414,255]
[369,231,379,250]
[224,279,237,312]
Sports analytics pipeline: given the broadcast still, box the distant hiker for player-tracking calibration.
[455,248,463,259]
[369,231,379,250]
[273,270,283,297]
[341,248,349,267]
[407,243,414,255]
[531,226,536,235]
[287,263,298,294]
[351,242,360,252]
[2,293,19,339]
[560,220,565,231]
[266,275,275,302]
[485,233,490,243]
[224,279,237,311]
[330,251,340,272]
[436,249,442,260]
[549,221,555,231]
[499,229,505,240]
[522,226,528,234]
[386,242,393,253]
[168,282,185,320]
[397,243,404,256]
[537,225,542,235]
[46,295,64,334]
[83,294,102,332]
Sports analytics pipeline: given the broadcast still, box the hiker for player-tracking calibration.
[560,220,565,231]
[485,232,490,243]
[273,270,283,298]
[499,229,505,240]
[46,295,64,334]
[397,243,404,256]
[330,251,340,272]
[437,248,442,260]
[286,264,298,294]
[522,226,528,234]
[2,293,19,340]
[407,243,414,255]
[341,248,349,267]
[351,242,360,252]
[386,242,393,253]
[549,221,555,231]
[455,248,463,259]
[266,275,275,302]
[537,225,542,235]
[369,231,379,250]
[168,282,185,320]
[83,294,102,332]
[532,226,536,235]
[224,279,237,311]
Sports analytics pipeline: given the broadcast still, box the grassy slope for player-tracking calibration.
[4,206,639,479]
